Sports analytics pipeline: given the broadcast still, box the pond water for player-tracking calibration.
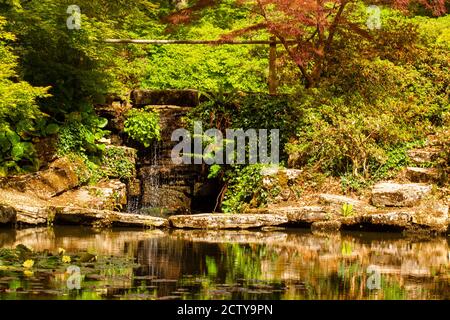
[0,226,450,300]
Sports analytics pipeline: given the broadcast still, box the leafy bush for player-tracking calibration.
[221,165,267,213]
[142,0,268,92]
[56,111,109,159]
[102,147,135,181]
[286,44,448,180]
[187,89,297,162]
[0,16,50,176]
[124,108,161,147]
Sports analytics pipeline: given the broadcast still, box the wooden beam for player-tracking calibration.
[104,39,296,45]
[268,36,278,95]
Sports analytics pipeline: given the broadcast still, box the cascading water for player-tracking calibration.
[133,105,199,217]
[116,90,222,217]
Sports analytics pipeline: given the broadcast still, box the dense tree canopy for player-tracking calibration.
[0,0,448,182]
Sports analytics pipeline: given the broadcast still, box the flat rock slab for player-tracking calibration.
[269,206,329,223]
[365,203,449,233]
[311,220,342,232]
[410,203,449,233]
[371,182,432,207]
[0,189,52,225]
[319,194,375,213]
[55,207,168,228]
[407,148,442,164]
[169,214,288,229]
[406,167,440,183]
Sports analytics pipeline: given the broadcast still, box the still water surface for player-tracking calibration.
[1,227,450,300]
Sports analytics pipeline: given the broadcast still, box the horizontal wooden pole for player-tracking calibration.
[104,39,297,45]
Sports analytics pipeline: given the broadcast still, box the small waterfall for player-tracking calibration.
[126,196,140,213]
[134,105,199,217]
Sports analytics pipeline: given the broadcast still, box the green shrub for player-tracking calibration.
[124,108,161,147]
[56,114,108,159]
[0,16,50,176]
[187,89,297,162]
[221,164,267,213]
[102,147,135,181]
[56,110,109,184]
[341,203,354,217]
[286,53,448,179]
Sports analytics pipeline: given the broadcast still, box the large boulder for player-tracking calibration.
[140,183,192,215]
[371,182,433,207]
[0,189,52,225]
[50,180,127,211]
[0,157,85,200]
[169,213,288,229]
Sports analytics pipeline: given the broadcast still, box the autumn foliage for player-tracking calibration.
[168,0,447,87]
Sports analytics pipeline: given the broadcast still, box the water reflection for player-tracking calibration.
[1,227,450,300]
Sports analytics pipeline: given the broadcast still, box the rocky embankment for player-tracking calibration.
[0,91,448,234]
[0,157,167,228]
[0,143,448,234]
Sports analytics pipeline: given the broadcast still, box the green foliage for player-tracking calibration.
[102,147,135,181]
[222,164,267,213]
[124,108,161,147]
[0,1,161,174]
[65,153,104,185]
[286,12,449,180]
[0,0,161,115]
[188,90,296,161]
[142,0,268,92]
[55,110,112,186]
[0,16,50,176]
[207,164,222,179]
[341,203,354,218]
[56,116,108,159]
